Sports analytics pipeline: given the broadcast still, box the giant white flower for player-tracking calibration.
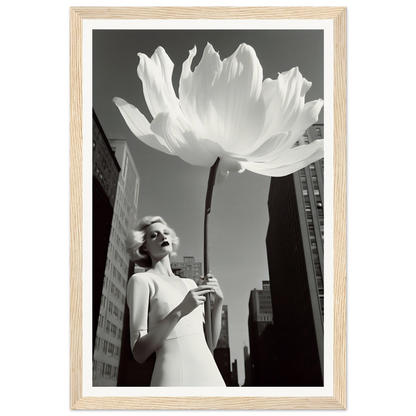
[114,43,324,178]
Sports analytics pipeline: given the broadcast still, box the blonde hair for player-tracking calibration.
[125,216,179,268]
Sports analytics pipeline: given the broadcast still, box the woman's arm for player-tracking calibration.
[204,274,224,348]
[128,275,215,364]
[132,307,181,364]
[211,297,224,349]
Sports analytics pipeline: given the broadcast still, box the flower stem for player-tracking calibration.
[203,157,220,354]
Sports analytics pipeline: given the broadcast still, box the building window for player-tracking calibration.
[316,127,322,138]
[111,323,117,337]
[108,343,114,357]
[104,364,112,379]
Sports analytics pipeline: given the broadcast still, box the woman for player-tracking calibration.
[125,215,226,386]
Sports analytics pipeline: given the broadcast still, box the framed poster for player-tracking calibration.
[70,6,346,410]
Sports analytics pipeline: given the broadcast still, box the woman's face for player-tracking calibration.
[144,222,173,261]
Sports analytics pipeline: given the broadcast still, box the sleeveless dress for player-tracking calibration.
[126,272,226,386]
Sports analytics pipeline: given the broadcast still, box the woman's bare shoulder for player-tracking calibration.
[130,272,147,279]
[127,273,157,298]
[128,272,152,286]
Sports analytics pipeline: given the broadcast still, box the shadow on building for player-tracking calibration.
[265,125,324,386]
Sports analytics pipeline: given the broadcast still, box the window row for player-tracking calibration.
[107,260,126,288]
[96,314,123,340]
[102,276,126,303]
[95,337,120,358]
[106,246,128,278]
[110,226,126,253]
[257,316,273,321]
[93,360,119,381]
[101,293,124,312]
[108,300,124,322]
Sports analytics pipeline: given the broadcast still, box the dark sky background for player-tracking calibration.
[93,29,323,386]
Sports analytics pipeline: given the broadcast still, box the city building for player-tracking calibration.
[249,281,273,332]
[266,124,324,386]
[214,304,232,386]
[247,281,276,385]
[93,137,140,386]
[231,359,239,386]
[92,111,121,354]
[171,256,202,285]
[242,344,252,386]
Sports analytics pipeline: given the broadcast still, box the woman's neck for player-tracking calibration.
[150,256,174,277]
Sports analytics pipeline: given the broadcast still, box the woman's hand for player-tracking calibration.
[201,273,224,349]
[201,273,224,302]
[175,285,215,317]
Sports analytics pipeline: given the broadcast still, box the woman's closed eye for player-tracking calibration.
[150,230,169,239]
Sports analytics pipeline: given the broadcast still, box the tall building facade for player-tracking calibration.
[92,111,121,354]
[242,344,252,386]
[231,359,239,386]
[213,304,232,386]
[93,139,140,386]
[266,124,324,386]
[248,281,273,332]
[247,281,277,385]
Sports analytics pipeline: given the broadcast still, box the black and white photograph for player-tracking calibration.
[91,25,327,391]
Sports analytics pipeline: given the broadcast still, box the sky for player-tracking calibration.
[93,29,324,386]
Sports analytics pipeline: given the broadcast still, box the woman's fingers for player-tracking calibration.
[194,285,214,293]
[199,273,224,301]
[200,272,217,282]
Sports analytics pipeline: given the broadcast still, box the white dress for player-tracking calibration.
[126,272,226,387]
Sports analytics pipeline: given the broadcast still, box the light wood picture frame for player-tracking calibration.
[70,6,346,410]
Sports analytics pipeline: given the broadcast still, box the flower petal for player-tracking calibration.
[180,43,266,151]
[292,99,324,135]
[235,95,322,162]
[113,97,172,155]
[211,44,267,151]
[179,44,222,137]
[137,47,181,119]
[241,139,324,177]
[232,132,290,163]
[260,67,313,142]
[218,156,244,179]
[276,99,324,151]
[150,112,221,167]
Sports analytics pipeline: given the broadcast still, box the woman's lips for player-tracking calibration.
[161,241,170,247]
